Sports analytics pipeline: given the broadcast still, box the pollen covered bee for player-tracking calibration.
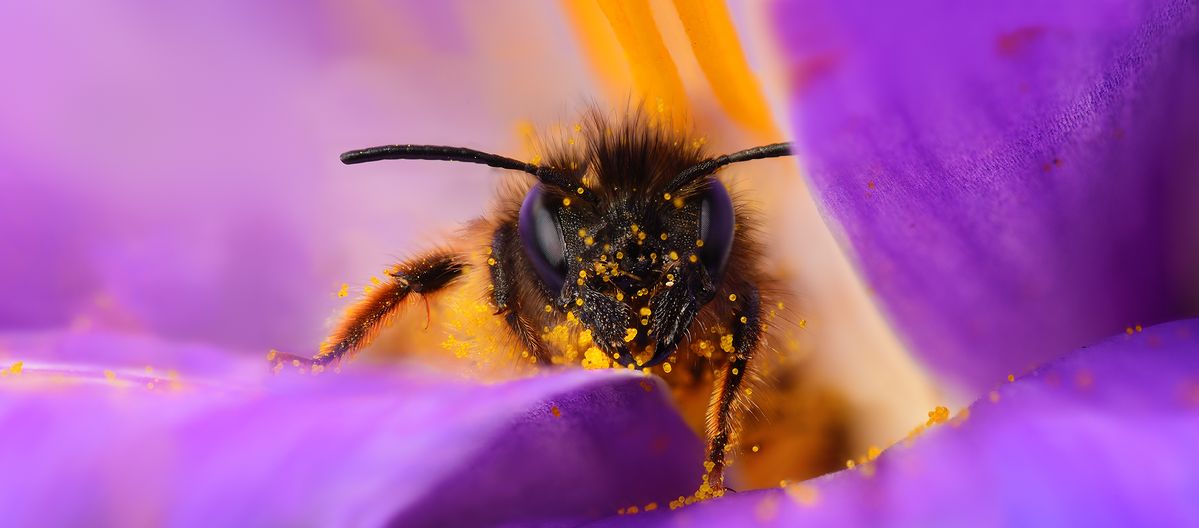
[276,108,848,494]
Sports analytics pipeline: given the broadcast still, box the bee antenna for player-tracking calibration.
[666,142,793,192]
[340,144,587,197]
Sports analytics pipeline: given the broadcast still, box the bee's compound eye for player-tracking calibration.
[698,178,735,282]
[518,184,568,292]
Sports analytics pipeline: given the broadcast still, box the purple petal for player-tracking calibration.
[598,318,1199,526]
[0,332,703,527]
[771,0,1199,390]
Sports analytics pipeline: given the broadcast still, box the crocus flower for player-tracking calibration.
[1,1,1197,527]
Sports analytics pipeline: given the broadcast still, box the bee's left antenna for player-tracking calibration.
[340,144,589,199]
[666,142,793,192]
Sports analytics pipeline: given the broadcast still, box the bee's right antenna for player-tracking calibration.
[340,144,590,199]
[666,142,793,193]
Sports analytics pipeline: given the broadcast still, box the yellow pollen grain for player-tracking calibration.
[640,318,649,326]
[673,197,685,208]
[867,446,882,459]
[663,192,672,200]
[1135,324,1143,332]
[545,304,553,313]
[337,283,349,298]
[562,197,572,207]
[575,298,584,306]
[577,187,585,195]
[631,224,640,233]
[487,258,497,266]
[624,328,638,342]
[584,236,595,246]
[576,278,585,286]
[639,307,652,316]
[688,254,698,263]
[266,349,277,361]
[740,316,749,324]
[927,405,951,425]
[696,239,705,247]
[1008,374,1016,382]
[720,334,734,352]
[668,251,679,261]
[659,233,668,240]
[615,251,624,260]
[580,270,588,278]
[582,348,613,369]
[751,445,760,453]
[662,363,672,373]
[731,368,739,375]
[728,294,737,301]
[9,361,24,375]
[645,502,658,511]
[578,228,587,237]
[616,291,625,301]
[551,406,561,418]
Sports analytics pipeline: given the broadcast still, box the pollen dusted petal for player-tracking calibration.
[0,332,702,526]
[593,319,1199,526]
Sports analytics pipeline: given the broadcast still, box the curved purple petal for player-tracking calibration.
[0,332,703,527]
[598,318,1199,526]
[771,0,1199,390]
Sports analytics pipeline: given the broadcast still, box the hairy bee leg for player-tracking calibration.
[489,223,553,365]
[285,251,466,368]
[704,285,762,491]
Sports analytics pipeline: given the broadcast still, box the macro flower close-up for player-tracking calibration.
[2,1,1198,527]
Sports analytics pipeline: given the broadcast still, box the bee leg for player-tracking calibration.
[704,285,761,492]
[488,223,553,365]
[275,251,466,370]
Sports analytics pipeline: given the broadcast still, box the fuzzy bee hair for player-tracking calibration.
[278,106,801,491]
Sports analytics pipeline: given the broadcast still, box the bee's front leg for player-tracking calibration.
[704,285,762,493]
[274,251,466,370]
[488,222,553,365]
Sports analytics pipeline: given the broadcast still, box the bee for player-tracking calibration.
[279,108,799,492]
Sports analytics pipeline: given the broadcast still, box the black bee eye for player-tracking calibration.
[698,178,735,282]
[517,184,567,293]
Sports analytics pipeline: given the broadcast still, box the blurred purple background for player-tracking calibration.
[0,1,605,354]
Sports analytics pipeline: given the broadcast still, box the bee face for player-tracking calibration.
[518,174,737,367]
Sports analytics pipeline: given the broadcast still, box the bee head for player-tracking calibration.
[518,175,738,367]
[338,112,789,369]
